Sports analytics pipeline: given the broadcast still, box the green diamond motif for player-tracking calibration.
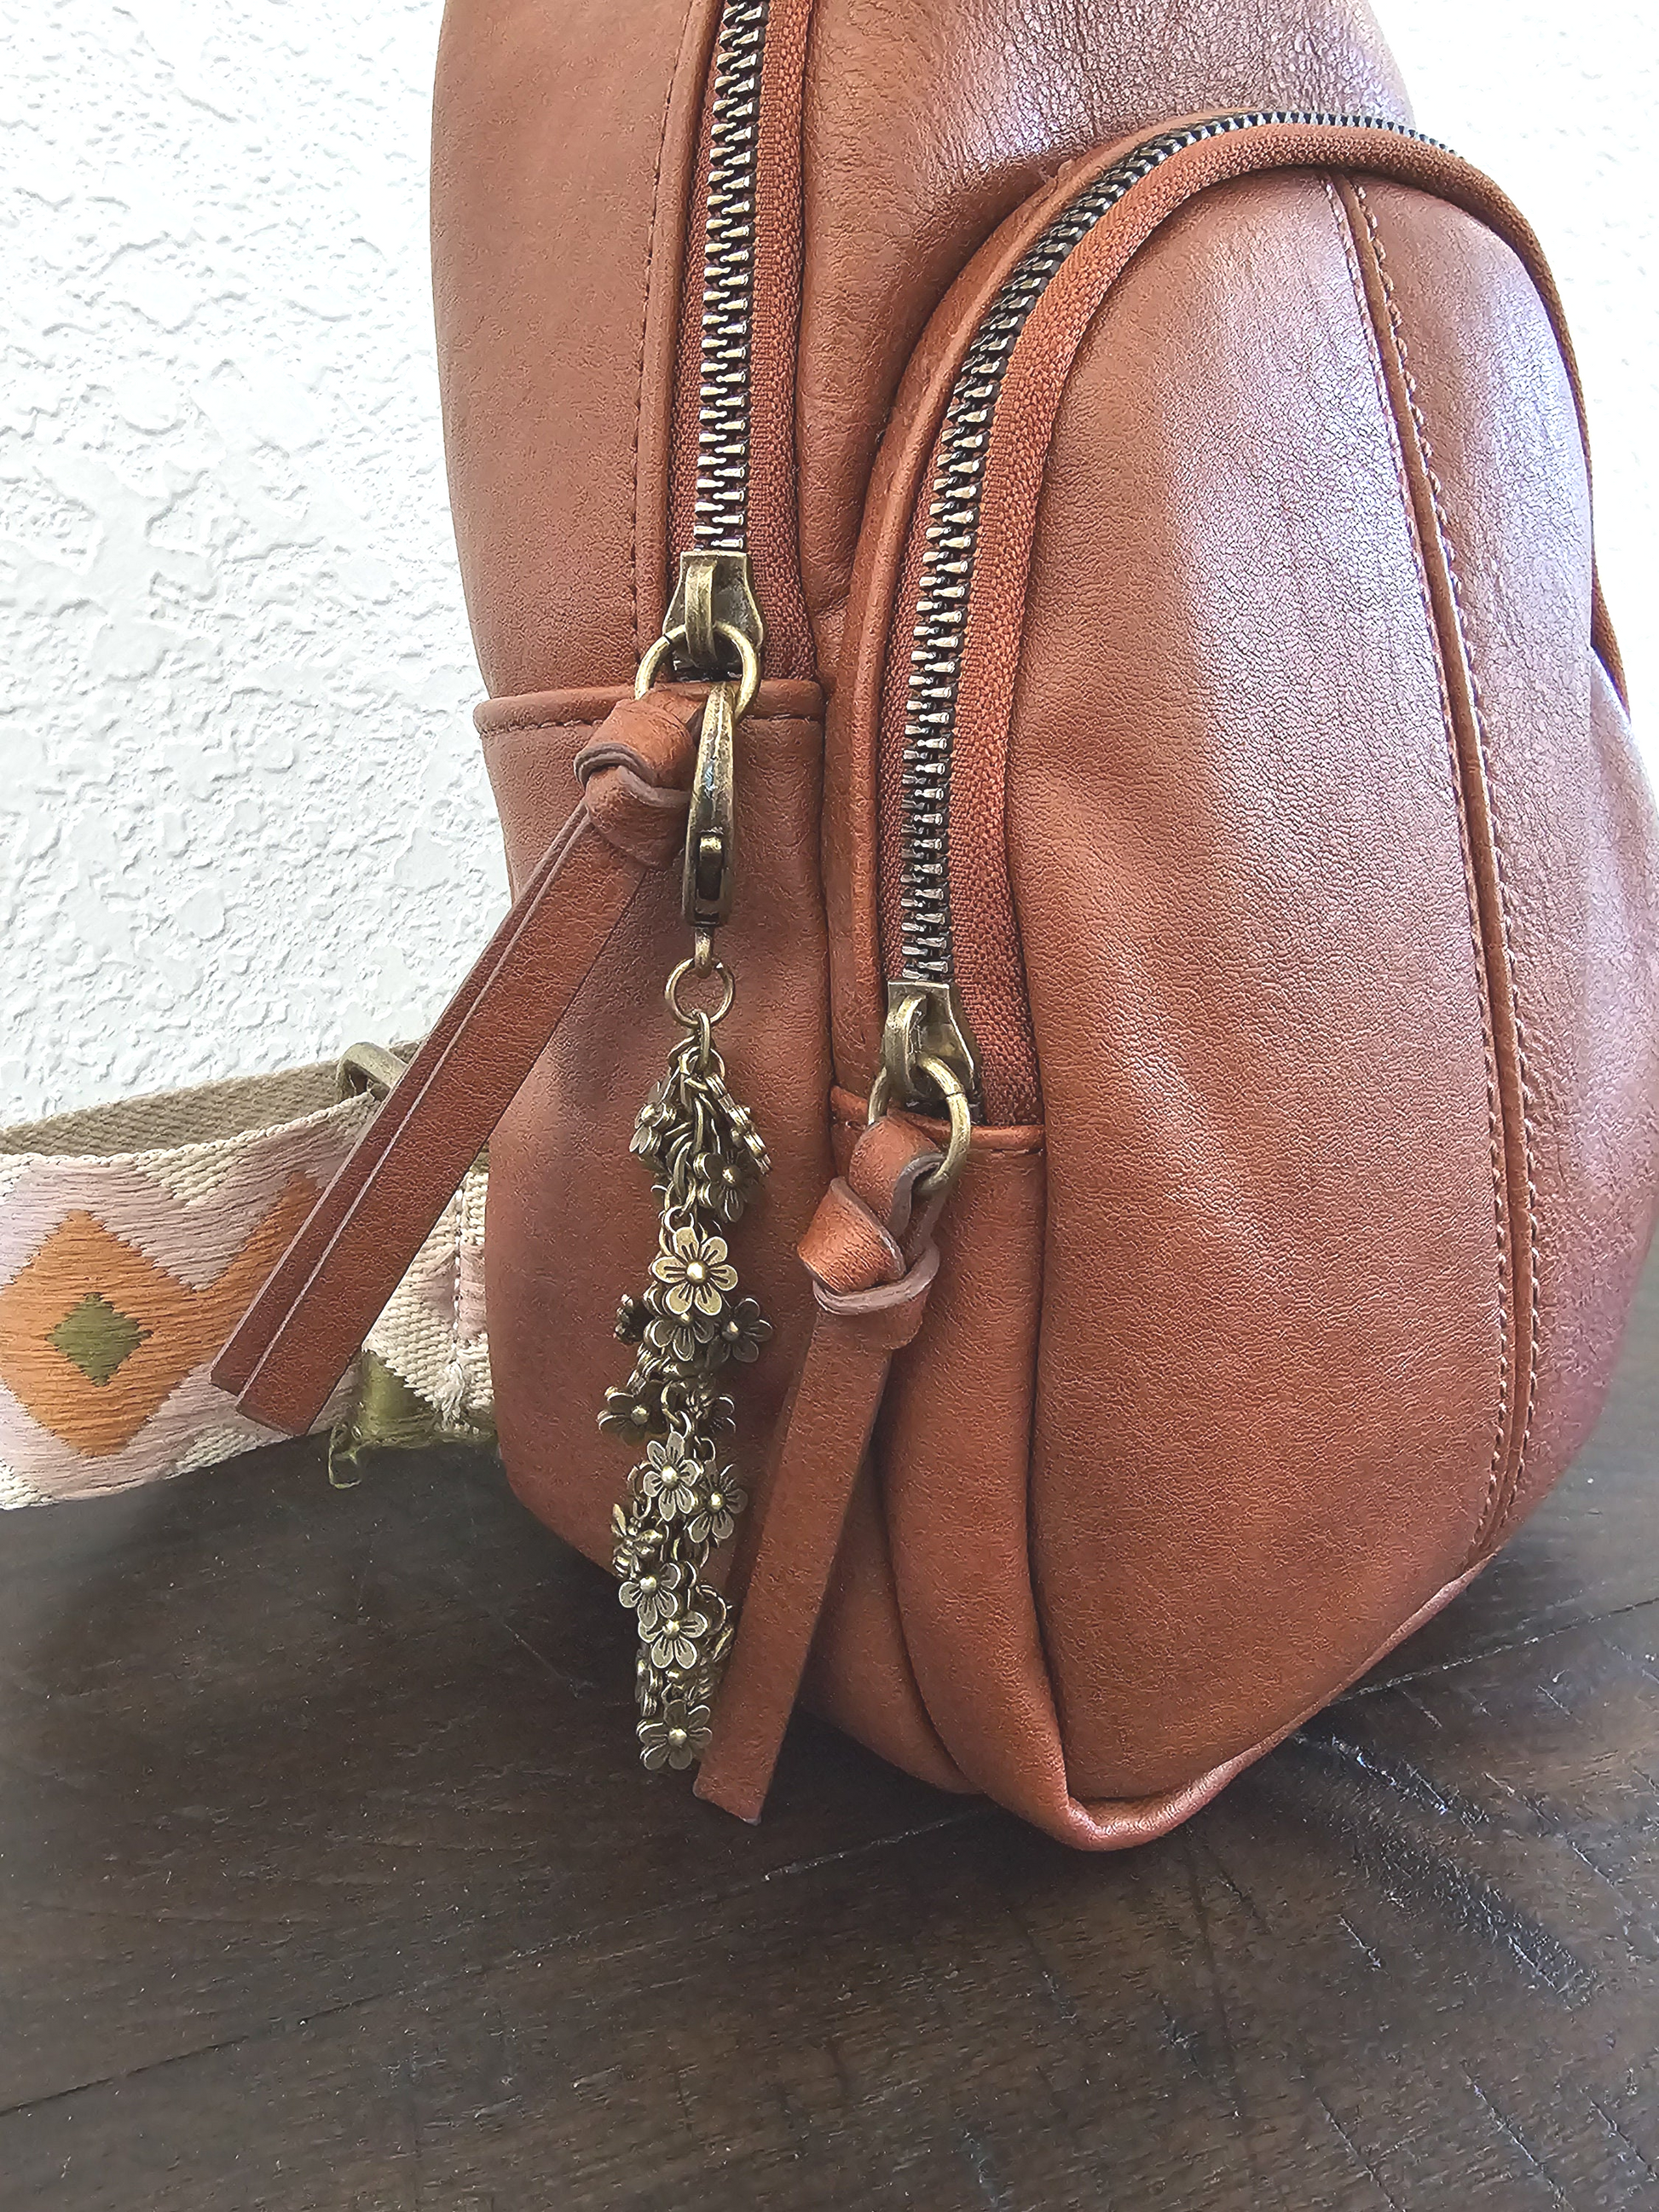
[49,1293,152,1386]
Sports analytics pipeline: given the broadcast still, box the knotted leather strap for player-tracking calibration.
[213,692,697,1434]
[696,1115,947,1822]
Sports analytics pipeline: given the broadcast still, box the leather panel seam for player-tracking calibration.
[629,0,697,660]
[480,710,822,736]
[1326,175,1512,1559]
[1349,177,1543,1551]
[825,1100,1045,1160]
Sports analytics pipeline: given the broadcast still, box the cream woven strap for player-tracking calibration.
[0,1059,491,1508]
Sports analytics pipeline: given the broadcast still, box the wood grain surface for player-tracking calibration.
[4,1263,1657,2211]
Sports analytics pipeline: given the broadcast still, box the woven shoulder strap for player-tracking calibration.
[0,1065,491,1505]
[0,693,697,1508]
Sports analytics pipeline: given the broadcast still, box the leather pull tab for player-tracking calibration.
[212,693,697,1434]
[694,1118,945,1824]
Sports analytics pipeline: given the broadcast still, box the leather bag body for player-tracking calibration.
[425,0,1659,1842]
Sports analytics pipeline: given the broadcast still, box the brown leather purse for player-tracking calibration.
[7,0,1656,1848]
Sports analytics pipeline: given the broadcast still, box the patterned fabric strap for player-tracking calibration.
[0,1058,491,1508]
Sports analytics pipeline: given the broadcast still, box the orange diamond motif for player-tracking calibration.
[0,1177,321,1456]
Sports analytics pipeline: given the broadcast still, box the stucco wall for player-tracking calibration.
[2,0,493,1123]
[2,0,1653,1119]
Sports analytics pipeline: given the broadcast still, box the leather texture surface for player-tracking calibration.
[432,0,721,695]
[425,3,1659,1846]
[432,0,1409,698]
[794,0,1409,673]
[1337,178,1659,1547]
[1010,169,1539,1796]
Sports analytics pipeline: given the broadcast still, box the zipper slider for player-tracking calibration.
[661,550,765,683]
[881,980,980,1107]
[868,981,980,1197]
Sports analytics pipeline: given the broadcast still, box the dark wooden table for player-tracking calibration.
[5,1264,1658,2212]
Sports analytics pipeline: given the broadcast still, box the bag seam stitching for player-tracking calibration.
[480,711,818,737]
[629,5,692,658]
[1327,175,1513,1554]
[826,1098,1044,1161]
[1352,179,1544,1545]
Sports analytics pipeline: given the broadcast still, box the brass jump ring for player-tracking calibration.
[916,1054,973,1195]
[864,1055,973,1198]
[716,625,761,719]
[665,954,736,1028]
[634,624,760,714]
[634,632,675,698]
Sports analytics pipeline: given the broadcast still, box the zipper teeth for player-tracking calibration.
[898,108,1440,985]
[695,0,770,551]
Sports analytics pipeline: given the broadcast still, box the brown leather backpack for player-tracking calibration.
[6,0,1656,1848]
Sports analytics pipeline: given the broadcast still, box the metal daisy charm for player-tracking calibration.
[600,961,772,1770]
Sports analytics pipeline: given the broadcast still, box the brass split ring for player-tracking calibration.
[866,1052,973,1198]
[665,954,736,1029]
[635,624,760,719]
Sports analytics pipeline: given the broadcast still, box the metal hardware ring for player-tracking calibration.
[635,624,760,719]
[665,953,736,1027]
[866,1052,973,1198]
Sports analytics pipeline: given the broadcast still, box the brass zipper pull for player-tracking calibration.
[604,558,771,1780]
[636,552,760,948]
[868,980,980,1198]
[662,549,764,681]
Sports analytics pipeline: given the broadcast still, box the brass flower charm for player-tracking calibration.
[638,1697,714,1772]
[602,1010,770,1771]
[651,1224,738,1319]
[598,1380,666,1441]
[640,1432,703,1518]
[691,1144,761,1222]
[685,1471,747,1547]
[618,1556,682,1634]
[647,1604,711,1672]
[714,1296,771,1366]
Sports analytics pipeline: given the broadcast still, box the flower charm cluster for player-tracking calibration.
[603,1023,772,1770]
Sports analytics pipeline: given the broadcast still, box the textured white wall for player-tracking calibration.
[1374,0,1656,725]
[2,1,1653,1121]
[1,0,497,1123]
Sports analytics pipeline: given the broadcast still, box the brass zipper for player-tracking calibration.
[893,108,1441,1097]
[694,0,768,553]
[656,0,770,690]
